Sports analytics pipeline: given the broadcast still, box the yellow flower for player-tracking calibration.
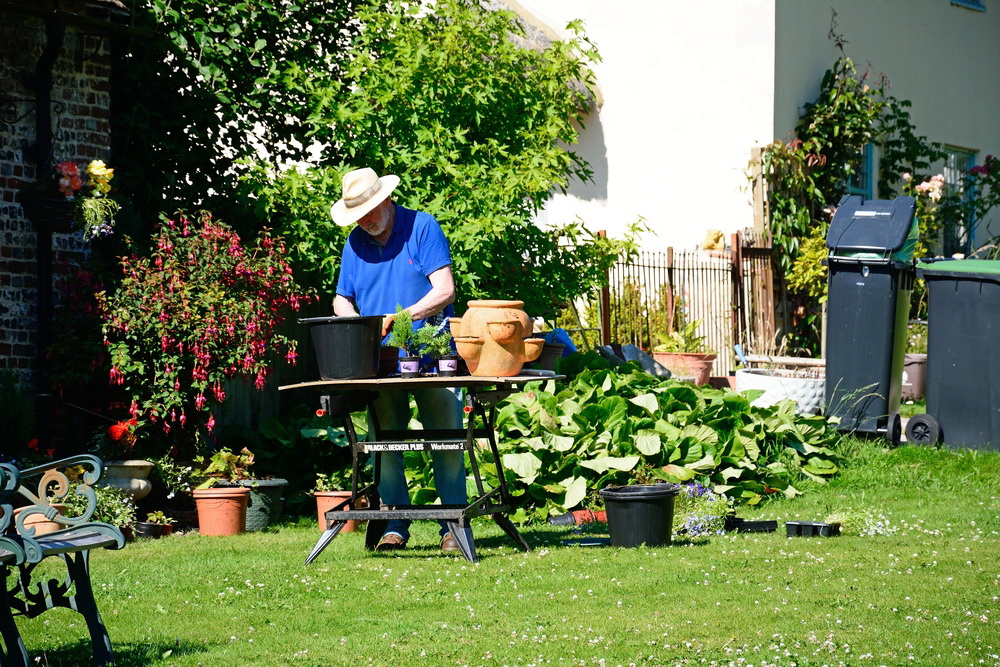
[86,160,114,195]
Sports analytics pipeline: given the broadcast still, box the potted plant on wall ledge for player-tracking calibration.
[651,319,717,386]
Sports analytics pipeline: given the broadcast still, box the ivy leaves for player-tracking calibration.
[492,354,842,522]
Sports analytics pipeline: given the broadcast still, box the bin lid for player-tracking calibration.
[916,258,1000,281]
[826,195,917,256]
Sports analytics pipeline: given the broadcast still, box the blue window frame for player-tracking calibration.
[846,144,873,199]
[951,0,985,11]
[943,147,978,254]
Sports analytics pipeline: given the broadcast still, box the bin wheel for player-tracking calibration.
[885,412,902,447]
[905,414,940,446]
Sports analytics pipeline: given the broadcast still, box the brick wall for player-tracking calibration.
[0,13,113,382]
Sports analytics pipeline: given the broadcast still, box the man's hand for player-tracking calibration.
[381,314,395,337]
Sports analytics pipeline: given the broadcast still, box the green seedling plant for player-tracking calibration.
[651,319,707,353]
[144,510,176,526]
[412,324,453,359]
[386,305,415,356]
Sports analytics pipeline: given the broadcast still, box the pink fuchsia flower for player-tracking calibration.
[902,172,912,182]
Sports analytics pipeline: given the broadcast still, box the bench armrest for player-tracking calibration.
[12,454,105,537]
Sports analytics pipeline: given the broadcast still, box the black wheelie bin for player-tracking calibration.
[824,195,918,445]
[906,259,1000,450]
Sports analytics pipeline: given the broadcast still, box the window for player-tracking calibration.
[943,147,977,254]
[951,0,985,11]
[846,144,873,199]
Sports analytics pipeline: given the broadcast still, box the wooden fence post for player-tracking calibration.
[599,230,611,346]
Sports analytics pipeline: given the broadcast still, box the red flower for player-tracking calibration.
[107,421,131,441]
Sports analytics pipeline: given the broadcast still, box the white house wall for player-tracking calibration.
[514,0,777,250]
[774,0,1000,246]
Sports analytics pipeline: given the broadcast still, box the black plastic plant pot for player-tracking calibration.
[437,355,460,377]
[399,356,421,378]
[598,484,679,547]
[785,520,840,537]
[726,518,777,533]
[298,316,383,380]
[134,522,165,539]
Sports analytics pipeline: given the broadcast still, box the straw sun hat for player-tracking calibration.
[329,167,400,226]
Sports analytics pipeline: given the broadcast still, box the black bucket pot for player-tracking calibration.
[298,316,383,380]
[599,483,679,547]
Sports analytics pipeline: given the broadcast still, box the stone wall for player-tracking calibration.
[0,13,113,381]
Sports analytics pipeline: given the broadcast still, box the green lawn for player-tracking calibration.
[11,438,1000,666]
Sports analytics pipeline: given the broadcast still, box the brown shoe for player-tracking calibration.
[440,532,461,552]
[375,533,406,552]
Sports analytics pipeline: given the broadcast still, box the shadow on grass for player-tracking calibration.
[30,639,208,666]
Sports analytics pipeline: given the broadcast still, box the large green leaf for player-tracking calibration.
[502,452,542,481]
[542,432,576,453]
[633,433,662,456]
[560,476,588,510]
[629,393,659,416]
[660,464,695,481]
[579,456,640,474]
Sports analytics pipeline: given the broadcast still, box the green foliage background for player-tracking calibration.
[112,0,635,319]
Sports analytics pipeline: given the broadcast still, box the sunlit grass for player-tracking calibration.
[10,437,1000,666]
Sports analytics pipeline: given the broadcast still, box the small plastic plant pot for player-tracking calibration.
[734,519,777,533]
[785,520,840,537]
[399,356,421,378]
[437,355,460,377]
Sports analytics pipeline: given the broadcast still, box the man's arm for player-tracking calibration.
[333,294,358,316]
[379,266,456,336]
[407,265,455,320]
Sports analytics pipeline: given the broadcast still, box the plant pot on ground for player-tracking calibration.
[651,320,717,386]
[312,472,366,532]
[134,510,175,538]
[191,447,258,536]
[598,484,679,547]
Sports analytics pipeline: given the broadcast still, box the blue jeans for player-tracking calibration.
[369,386,467,540]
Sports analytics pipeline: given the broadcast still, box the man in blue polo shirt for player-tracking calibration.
[331,167,467,553]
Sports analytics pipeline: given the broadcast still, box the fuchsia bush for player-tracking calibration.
[98,211,312,452]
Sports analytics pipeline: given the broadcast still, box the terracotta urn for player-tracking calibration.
[450,300,545,376]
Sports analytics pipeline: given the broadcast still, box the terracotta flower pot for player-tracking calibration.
[314,491,366,533]
[652,352,717,386]
[13,503,67,536]
[192,487,250,536]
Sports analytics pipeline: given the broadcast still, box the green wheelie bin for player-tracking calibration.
[824,195,918,446]
[907,259,1000,449]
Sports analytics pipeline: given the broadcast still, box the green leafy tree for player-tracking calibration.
[112,0,362,230]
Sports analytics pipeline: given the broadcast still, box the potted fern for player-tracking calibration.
[413,324,458,376]
[651,319,717,386]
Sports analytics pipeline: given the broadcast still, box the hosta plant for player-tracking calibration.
[98,211,312,456]
[487,352,842,523]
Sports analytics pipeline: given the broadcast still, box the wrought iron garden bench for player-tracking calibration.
[1,455,126,666]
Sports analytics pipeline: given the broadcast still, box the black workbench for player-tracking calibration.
[279,374,559,563]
